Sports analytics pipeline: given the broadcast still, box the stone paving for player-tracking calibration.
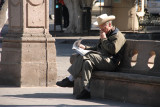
[0,87,150,107]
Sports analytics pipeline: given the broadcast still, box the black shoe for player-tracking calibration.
[56,77,74,87]
[76,89,91,99]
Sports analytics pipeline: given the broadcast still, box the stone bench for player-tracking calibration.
[73,39,160,106]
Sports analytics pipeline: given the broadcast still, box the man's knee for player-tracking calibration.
[70,53,79,64]
[83,60,93,69]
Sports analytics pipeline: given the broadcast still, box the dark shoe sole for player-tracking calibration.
[56,83,74,87]
[76,89,91,99]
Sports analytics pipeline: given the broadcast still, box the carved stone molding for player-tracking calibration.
[26,0,46,28]
[27,0,44,6]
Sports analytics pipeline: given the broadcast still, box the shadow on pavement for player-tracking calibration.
[0,105,122,107]
[2,93,148,107]
[3,93,74,99]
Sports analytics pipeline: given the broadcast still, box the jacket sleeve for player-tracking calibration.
[84,39,101,51]
[101,31,126,55]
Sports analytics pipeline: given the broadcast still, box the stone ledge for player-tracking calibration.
[92,71,160,85]
[74,71,160,106]
[2,36,55,43]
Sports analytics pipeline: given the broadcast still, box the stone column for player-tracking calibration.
[0,0,57,87]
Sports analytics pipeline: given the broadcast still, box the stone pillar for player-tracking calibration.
[0,0,57,87]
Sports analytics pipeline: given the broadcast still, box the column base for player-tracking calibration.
[0,35,57,87]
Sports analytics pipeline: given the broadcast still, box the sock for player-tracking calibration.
[68,75,74,82]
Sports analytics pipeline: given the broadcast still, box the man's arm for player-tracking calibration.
[101,31,126,55]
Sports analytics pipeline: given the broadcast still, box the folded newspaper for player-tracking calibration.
[72,38,91,56]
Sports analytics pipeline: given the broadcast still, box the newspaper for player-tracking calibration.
[72,38,91,56]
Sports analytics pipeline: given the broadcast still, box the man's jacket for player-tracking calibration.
[85,28,126,66]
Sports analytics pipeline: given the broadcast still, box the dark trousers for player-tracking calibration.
[62,5,69,28]
[0,0,5,10]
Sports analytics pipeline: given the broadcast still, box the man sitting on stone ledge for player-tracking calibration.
[56,13,126,99]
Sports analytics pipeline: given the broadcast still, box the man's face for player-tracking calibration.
[99,22,111,33]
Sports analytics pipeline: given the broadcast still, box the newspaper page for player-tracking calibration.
[72,38,91,56]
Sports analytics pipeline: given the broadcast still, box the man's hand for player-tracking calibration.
[79,44,85,49]
[100,30,107,39]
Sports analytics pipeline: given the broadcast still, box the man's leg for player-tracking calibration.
[76,60,93,99]
[76,53,116,99]
[56,53,81,87]
[56,53,91,88]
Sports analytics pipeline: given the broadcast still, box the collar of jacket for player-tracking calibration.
[106,27,119,37]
